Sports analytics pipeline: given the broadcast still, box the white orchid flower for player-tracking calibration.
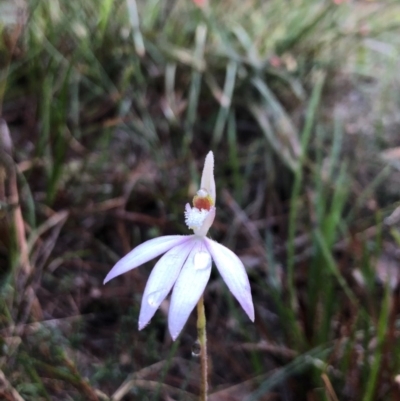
[104,151,254,340]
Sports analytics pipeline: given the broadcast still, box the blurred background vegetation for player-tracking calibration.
[1,0,400,399]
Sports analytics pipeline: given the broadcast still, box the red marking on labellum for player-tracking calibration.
[193,195,213,211]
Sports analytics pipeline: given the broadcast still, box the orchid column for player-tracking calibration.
[104,151,254,400]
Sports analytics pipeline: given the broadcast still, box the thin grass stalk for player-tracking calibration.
[314,228,357,307]
[286,72,325,345]
[212,60,237,146]
[98,0,115,38]
[227,111,242,204]
[247,344,332,401]
[362,283,391,401]
[185,23,207,147]
[197,295,208,401]
[0,119,30,275]
[126,0,145,56]
[0,4,24,115]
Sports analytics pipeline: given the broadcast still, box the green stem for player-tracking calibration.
[197,295,208,401]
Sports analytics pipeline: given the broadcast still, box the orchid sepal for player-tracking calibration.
[103,235,190,284]
[200,151,216,204]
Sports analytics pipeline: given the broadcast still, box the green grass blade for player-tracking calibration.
[287,72,325,313]
[212,60,237,146]
[362,284,391,401]
[184,23,207,146]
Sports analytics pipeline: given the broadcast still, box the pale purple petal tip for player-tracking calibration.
[168,240,212,340]
[205,237,254,321]
[103,235,189,284]
[138,239,195,330]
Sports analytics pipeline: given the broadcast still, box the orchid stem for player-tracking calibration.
[197,295,208,401]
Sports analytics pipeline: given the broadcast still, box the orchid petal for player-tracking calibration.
[193,206,216,237]
[104,235,189,283]
[205,238,254,321]
[200,151,216,204]
[138,239,195,329]
[168,239,212,340]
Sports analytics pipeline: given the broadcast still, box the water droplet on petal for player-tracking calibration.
[191,339,201,357]
[147,290,164,307]
[194,251,211,270]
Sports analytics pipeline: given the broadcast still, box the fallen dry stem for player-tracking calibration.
[0,369,26,401]
[111,358,197,401]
